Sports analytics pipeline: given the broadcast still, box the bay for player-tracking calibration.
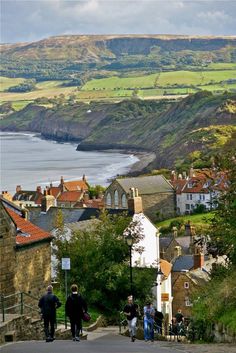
[0,132,139,195]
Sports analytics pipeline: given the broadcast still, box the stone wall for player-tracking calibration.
[0,203,16,297]
[15,242,52,300]
[142,192,175,221]
[105,180,175,222]
[172,272,193,318]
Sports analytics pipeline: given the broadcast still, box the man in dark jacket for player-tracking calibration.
[38,285,61,342]
[65,284,87,341]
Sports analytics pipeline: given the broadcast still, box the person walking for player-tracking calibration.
[123,295,138,342]
[38,285,62,342]
[154,309,164,335]
[143,302,155,342]
[65,284,88,342]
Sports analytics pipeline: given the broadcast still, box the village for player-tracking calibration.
[0,165,230,344]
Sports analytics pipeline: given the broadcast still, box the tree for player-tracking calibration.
[54,211,155,313]
[207,151,236,265]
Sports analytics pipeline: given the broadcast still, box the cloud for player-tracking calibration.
[1,0,236,43]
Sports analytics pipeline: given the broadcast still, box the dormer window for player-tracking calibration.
[187,182,193,188]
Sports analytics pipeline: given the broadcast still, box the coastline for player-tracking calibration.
[127,151,156,174]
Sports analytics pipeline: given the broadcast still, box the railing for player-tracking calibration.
[118,311,187,342]
[0,292,40,322]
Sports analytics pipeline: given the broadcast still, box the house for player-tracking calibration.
[171,250,225,318]
[0,197,52,303]
[57,190,84,208]
[160,235,192,262]
[12,185,44,207]
[105,175,175,221]
[170,168,228,215]
[58,175,89,192]
[123,193,173,321]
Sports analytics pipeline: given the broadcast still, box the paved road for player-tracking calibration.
[1,327,235,353]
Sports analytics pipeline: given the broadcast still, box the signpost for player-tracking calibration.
[62,257,70,299]
[62,258,70,328]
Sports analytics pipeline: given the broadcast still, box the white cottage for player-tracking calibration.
[124,189,172,321]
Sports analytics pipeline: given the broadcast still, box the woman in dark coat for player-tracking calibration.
[65,284,87,341]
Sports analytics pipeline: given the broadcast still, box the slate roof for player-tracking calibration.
[159,236,173,250]
[27,207,101,232]
[13,190,43,204]
[116,175,174,195]
[172,255,194,272]
[172,254,209,272]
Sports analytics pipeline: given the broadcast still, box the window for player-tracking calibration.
[114,190,119,207]
[121,193,127,208]
[185,204,190,210]
[106,192,111,206]
[184,282,189,289]
[185,297,192,306]
[187,194,192,201]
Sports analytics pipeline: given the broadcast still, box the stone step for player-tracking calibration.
[5,330,16,342]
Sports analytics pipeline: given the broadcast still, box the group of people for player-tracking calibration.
[38,284,87,343]
[123,295,164,342]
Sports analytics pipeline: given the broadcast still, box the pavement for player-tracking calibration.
[0,326,236,353]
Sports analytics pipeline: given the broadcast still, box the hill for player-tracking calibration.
[1,35,236,82]
[1,91,235,170]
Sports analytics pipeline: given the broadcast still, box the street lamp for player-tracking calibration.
[125,234,134,295]
[156,266,164,312]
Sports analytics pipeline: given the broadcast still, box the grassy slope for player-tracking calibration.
[1,92,235,170]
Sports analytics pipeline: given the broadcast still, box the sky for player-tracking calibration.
[1,0,236,44]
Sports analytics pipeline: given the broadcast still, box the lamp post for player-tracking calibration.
[156,267,164,312]
[125,234,134,295]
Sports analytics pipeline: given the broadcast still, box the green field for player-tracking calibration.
[0,66,235,105]
[82,70,236,91]
[156,212,214,234]
[0,76,26,91]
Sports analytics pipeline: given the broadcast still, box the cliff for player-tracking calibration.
[1,92,235,170]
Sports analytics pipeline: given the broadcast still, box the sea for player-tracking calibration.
[0,132,139,195]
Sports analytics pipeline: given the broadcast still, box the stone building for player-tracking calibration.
[105,175,175,221]
[0,198,52,302]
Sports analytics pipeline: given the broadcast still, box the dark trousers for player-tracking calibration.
[70,318,82,338]
[44,315,55,338]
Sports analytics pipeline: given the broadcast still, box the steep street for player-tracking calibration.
[1,327,235,353]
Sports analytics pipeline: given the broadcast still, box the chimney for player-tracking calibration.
[194,252,204,269]
[60,176,64,184]
[189,166,195,178]
[174,246,182,258]
[128,187,143,214]
[36,186,42,194]
[41,194,56,212]
[171,170,177,181]
[82,174,86,182]
[16,185,22,193]
[83,192,90,202]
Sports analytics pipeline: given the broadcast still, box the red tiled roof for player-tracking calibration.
[57,191,83,202]
[160,259,172,278]
[6,207,52,245]
[84,198,104,209]
[64,180,88,191]
[48,187,61,198]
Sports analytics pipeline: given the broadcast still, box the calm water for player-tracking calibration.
[0,132,138,194]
